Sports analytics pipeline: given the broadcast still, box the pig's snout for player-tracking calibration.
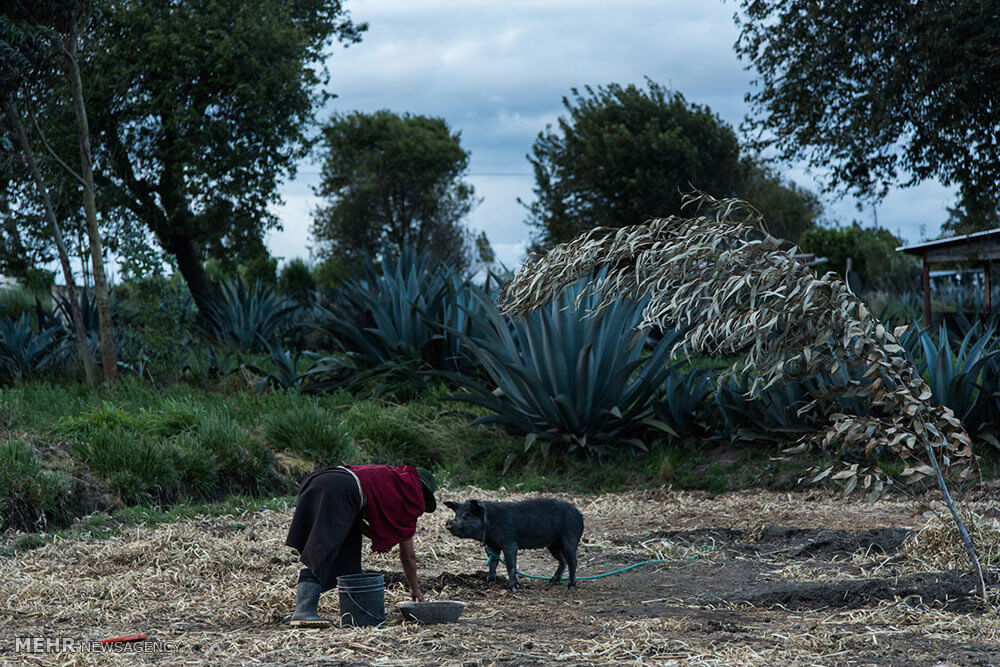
[445,519,454,531]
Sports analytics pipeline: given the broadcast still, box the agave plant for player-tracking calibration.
[315,249,489,394]
[200,280,299,352]
[247,341,351,394]
[711,350,874,444]
[898,321,1000,432]
[652,364,713,435]
[445,284,684,459]
[0,314,63,382]
[712,375,816,442]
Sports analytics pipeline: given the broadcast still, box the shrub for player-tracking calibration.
[0,438,72,531]
[0,286,38,321]
[114,275,194,382]
[278,258,317,297]
[196,412,272,491]
[263,402,356,464]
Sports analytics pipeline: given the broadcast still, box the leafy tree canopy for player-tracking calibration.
[80,0,364,311]
[312,110,480,267]
[523,79,819,249]
[736,0,1000,232]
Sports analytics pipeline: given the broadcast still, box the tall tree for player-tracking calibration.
[523,80,819,250]
[0,3,102,383]
[85,0,364,314]
[736,0,1000,232]
[312,110,480,265]
[60,2,117,381]
[739,158,821,244]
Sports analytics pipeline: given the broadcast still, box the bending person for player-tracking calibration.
[285,464,437,627]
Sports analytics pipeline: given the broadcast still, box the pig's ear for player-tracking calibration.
[469,500,485,516]
[444,500,460,511]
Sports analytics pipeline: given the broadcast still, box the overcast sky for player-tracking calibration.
[266,0,957,268]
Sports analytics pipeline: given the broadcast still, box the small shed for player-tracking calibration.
[897,228,1000,326]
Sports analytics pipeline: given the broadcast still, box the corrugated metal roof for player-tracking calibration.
[897,227,1000,255]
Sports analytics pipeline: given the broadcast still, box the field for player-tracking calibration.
[2,486,1000,665]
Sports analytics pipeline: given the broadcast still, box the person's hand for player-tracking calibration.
[411,590,425,603]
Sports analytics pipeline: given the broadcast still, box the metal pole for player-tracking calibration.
[922,253,932,328]
[985,260,992,317]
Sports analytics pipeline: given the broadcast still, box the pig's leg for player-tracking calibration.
[501,543,519,592]
[485,541,500,582]
[561,537,579,589]
[547,543,566,585]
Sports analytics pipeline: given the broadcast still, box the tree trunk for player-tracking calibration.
[164,231,223,316]
[63,33,118,383]
[5,98,97,385]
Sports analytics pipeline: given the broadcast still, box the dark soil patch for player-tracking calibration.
[651,525,913,560]
[738,571,995,613]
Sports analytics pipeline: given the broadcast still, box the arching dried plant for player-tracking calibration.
[501,192,987,599]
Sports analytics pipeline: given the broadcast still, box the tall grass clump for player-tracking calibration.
[0,438,72,531]
[343,402,447,467]
[71,428,180,505]
[58,402,150,437]
[166,434,219,499]
[263,402,356,464]
[196,412,273,492]
[146,398,208,437]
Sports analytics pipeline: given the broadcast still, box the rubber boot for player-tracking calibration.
[289,581,332,627]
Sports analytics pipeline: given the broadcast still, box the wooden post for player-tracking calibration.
[985,260,992,317]
[922,253,932,328]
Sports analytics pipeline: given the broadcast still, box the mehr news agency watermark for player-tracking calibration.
[11,635,177,654]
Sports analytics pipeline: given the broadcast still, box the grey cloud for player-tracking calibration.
[271,0,955,266]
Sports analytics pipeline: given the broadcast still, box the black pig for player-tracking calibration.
[444,498,584,591]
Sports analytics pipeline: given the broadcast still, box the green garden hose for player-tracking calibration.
[483,544,713,581]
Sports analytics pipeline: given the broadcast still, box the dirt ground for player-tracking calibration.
[2,486,1000,665]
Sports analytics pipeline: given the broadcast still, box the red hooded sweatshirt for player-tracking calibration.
[347,464,426,552]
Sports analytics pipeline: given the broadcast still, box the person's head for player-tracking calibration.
[416,467,437,513]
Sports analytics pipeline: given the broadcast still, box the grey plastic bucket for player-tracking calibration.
[336,573,386,627]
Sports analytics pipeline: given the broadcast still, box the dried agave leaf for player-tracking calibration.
[500,191,976,492]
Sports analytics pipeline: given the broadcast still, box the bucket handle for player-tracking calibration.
[340,589,386,624]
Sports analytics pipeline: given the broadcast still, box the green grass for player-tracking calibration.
[11,376,989,540]
[263,401,357,464]
[0,438,73,531]
[0,391,21,429]
[1,494,296,556]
